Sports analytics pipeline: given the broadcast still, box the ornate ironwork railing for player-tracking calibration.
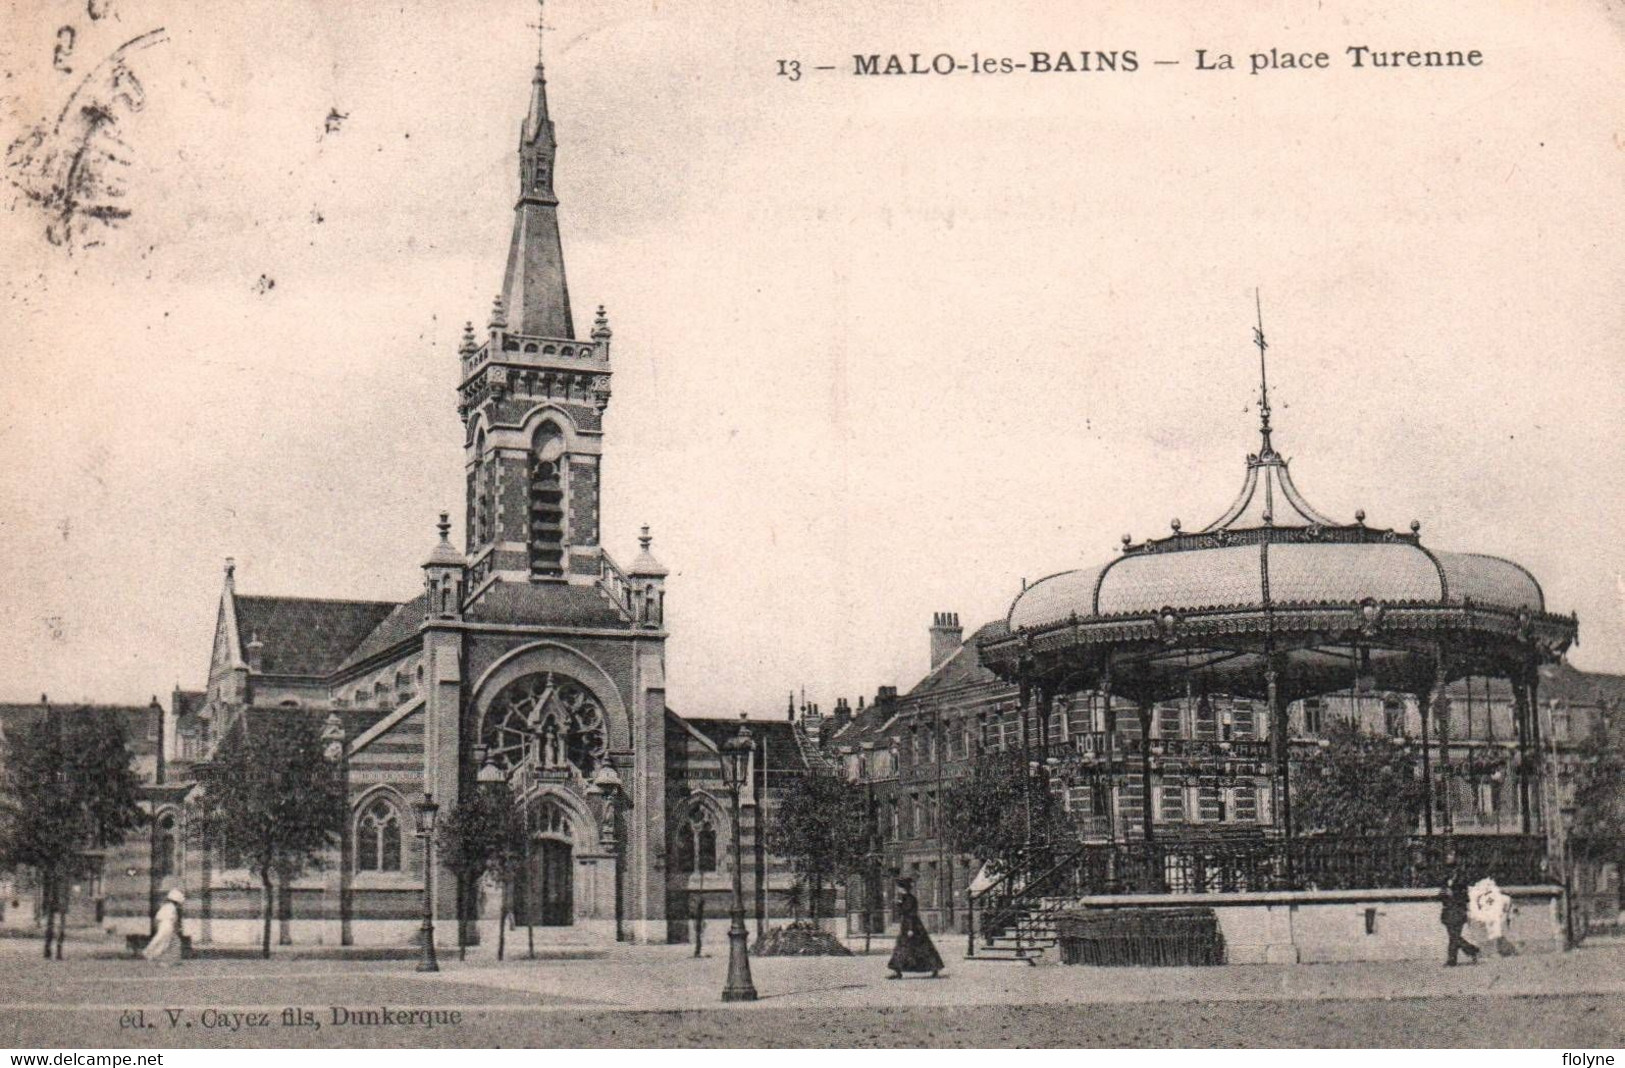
[967,833,1549,956]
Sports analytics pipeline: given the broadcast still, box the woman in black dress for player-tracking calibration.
[887,877,944,979]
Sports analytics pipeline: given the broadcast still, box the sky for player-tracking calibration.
[2,0,1623,717]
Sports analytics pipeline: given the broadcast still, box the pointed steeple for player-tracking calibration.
[501,0,575,339]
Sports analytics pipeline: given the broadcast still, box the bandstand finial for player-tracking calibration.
[1253,288,1274,457]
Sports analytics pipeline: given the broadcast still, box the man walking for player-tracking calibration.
[1440,853,1481,966]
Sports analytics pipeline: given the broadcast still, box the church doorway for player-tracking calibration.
[536,839,573,926]
[516,796,576,927]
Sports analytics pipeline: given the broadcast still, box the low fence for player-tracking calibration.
[971,833,1548,948]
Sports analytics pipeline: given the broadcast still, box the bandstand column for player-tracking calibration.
[1526,667,1545,835]
[1137,696,1155,842]
[1513,669,1533,834]
[1266,661,1293,885]
[1100,661,1116,845]
[1418,677,1436,837]
[1433,651,1452,835]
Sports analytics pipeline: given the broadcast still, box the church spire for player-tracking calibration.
[501,0,575,339]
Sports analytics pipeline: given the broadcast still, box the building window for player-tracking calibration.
[1302,698,1325,737]
[1194,696,1218,740]
[1231,701,1256,739]
[1233,785,1258,822]
[1158,703,1182,739]
[1091,781,1111,818]
[1159,785,1185,822]
[356,797,403,873]
[529,422,567,578]
[676,809,718,874]
[1198,784,1224,822]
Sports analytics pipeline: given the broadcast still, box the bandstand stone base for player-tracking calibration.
[1068,886,1565,964]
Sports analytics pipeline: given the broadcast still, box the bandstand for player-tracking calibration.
[972,316,1577,961]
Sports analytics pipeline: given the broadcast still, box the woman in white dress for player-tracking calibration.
[143,888,186,964]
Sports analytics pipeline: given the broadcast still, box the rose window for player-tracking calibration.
[483,672,607,776]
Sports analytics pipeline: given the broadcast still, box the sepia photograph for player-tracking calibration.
[1,0,1623,1053]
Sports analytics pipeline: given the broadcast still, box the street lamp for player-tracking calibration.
[718,716,758,1002]
[413,792,441,972]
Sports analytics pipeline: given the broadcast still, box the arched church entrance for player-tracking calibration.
[518,798,576,927]
[474,667,622,937]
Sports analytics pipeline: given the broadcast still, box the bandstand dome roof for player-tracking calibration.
[1010,542,1545,633]
[983,316,1576,703]
[1007,341,1554,634]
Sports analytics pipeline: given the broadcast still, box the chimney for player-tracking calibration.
[875,685,898,708]
[929,611,963,671]
[833,697,853,730]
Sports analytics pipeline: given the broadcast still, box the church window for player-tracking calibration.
[676,808,718,874]
[529,424,567,578]
[482,672,607,777]
[528,797,572,838]
[474,431,492,545]
[356,797,403,873]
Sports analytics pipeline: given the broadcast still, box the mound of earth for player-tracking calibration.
[752,921,853,956]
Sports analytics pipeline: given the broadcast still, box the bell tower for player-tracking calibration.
[458,2,614,590]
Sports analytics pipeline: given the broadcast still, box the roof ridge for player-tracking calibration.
[235,593,405,607]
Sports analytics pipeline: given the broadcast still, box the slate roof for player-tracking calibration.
[0,702,161,758]
[233,595,399,677]
[1537,662,1625,707]
[683,717,810,781]
[467,581,632,628]
[913,620,1007,696]
[336,593,429,672]
[242,703,387,741]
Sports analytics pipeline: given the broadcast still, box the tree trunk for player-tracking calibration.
[41,877,54,960]
[260,871,274,959]
[497,878,508,962]
[457,872,468,961]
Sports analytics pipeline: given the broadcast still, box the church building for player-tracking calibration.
[102,19,812,948]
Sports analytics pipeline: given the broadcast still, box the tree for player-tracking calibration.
[437,780,524,960]
[769,772,866,926]
[943,748,1070,880]
[0,709,146,959]
[1292,717,1428,836]
[191,714,346,958]
[1569,710,1625,910]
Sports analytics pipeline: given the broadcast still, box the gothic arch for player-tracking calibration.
[515,402,594,441]
[352,785,410,874]
[669,790,731,875]
[525,785,599,852]
[469,641,631,752]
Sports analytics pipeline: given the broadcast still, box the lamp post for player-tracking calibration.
[719,716,758,1002]
[413,792,440,972]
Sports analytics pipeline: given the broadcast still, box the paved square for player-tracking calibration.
[2,939,1623,1047]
